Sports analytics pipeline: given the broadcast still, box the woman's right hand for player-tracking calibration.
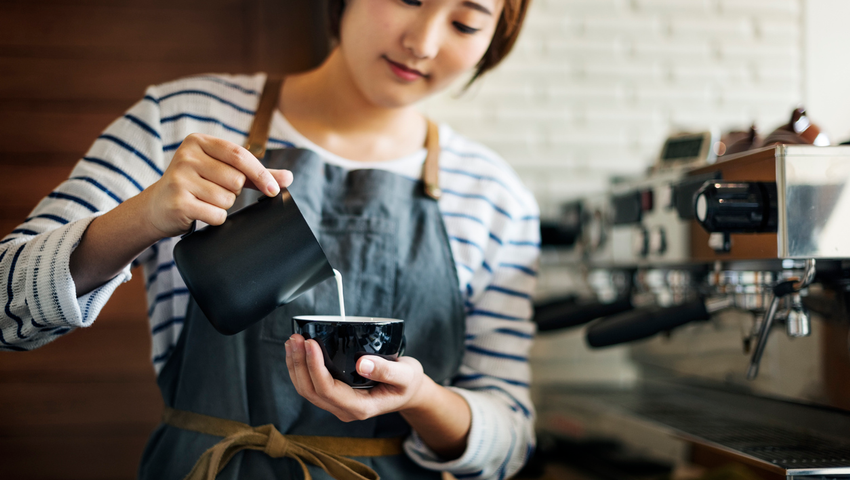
[139,133,293,238]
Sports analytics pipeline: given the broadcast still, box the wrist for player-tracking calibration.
[68,192,165,297]
[125,188,170,243]
[399,378,472,460]
[401,375,440,416]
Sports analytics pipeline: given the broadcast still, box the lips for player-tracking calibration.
[383,56,426,82]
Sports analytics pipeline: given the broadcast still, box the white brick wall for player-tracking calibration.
[420,0,803,217]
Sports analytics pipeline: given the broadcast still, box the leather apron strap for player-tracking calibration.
[245,74,284,159]
[245,74,442,199]
[422,119,442,200]
[163,406,403,480]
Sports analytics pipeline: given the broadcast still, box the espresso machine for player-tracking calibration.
[532,141,850,479]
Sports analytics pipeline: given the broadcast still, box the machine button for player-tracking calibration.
[694,182,778,233]
[641,189,654,212]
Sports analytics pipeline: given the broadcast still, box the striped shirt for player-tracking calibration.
[0,73,540,479]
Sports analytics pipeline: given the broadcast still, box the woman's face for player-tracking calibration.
[338,0,503,108]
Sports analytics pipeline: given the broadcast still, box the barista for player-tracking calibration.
[0,0,539,478]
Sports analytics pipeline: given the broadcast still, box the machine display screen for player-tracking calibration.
[662,136,704,162]
[611,192,642,225]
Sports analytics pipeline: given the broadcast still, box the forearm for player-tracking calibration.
[401,377,471,460]
[69,191,162,297]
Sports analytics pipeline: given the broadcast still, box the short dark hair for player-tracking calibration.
[327,0,532,84]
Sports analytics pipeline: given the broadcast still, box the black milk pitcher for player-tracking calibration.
[173,178,333,336]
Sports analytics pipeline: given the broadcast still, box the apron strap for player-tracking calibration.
[163,406,403,480]
[246,73,442,200]
[422,119,442,200]
[245,74,284,159]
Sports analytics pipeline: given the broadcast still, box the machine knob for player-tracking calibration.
[649,227,667,255]
[694,182,777,233]
[632,226,649,257]
[583,209,606,253]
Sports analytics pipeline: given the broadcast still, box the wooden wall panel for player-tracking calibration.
[0,5,246,54]
[0,165,78,209]
[0,111,117,154]
[0,58,246,102]
[0,276,160,479]
[0,1,328,477]
[0,436,156,480]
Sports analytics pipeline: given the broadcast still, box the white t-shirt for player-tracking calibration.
[274,112,428,179]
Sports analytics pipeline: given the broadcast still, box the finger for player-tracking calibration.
[304,339,343,397]
[289,336,324,396]
[288,336,338,411]
[196,158,247,194]
[287,335,314,394]
[182,194,228,227]
[269,169,293,189]
[285,337,316,398]
[284,335,307,378]
[195,135,279,197]
[356,356,410,387]
[187,177,238,211]
[304,340,373,421]
[285,339,297,382]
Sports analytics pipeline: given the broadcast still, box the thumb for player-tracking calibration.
[357,356,404,386]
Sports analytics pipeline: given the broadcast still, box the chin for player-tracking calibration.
[365,83,431,109]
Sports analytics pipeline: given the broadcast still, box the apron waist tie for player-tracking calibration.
[162,406,404,480]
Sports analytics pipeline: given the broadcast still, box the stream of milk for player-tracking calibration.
[333,269,345,319]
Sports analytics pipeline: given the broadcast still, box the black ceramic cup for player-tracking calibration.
[292,316,405,389]
[173,188,334,335]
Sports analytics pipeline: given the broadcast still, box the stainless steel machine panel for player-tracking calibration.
[779,145,850,258]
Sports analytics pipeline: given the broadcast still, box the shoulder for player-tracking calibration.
[144,73,266,116]
[437,123,539,221]
[136,73,267,150]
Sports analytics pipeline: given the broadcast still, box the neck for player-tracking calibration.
[280,48,427,162]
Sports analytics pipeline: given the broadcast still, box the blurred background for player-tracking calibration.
[423,0,850,218]
[2,0,850,478]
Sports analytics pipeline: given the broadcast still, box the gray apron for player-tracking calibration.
[137,142,466,478]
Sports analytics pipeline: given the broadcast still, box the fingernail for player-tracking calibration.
[284,342,290,356]
[267,181,280,196]
[359,359,375,376]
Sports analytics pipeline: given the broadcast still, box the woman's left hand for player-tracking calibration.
[285,334,431,422]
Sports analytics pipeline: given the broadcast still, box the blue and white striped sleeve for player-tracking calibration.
[0,85,166,351]
[405,183,540,479]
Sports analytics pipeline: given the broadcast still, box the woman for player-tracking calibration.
[0,0,539,478]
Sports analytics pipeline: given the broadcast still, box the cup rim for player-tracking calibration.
[293,315,403,324]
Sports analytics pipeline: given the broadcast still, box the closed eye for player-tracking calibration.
[401,0,423,5]
[453,21,480,34]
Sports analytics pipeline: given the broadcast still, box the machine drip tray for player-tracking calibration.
[538,381,850,478]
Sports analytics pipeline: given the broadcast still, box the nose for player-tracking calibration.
[402,14,442,59]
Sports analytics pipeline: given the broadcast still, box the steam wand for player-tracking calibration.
[746,259,816,380]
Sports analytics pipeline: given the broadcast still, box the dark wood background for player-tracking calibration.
[0,1,327,477]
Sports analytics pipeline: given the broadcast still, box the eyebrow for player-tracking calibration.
[462,1,493,15]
